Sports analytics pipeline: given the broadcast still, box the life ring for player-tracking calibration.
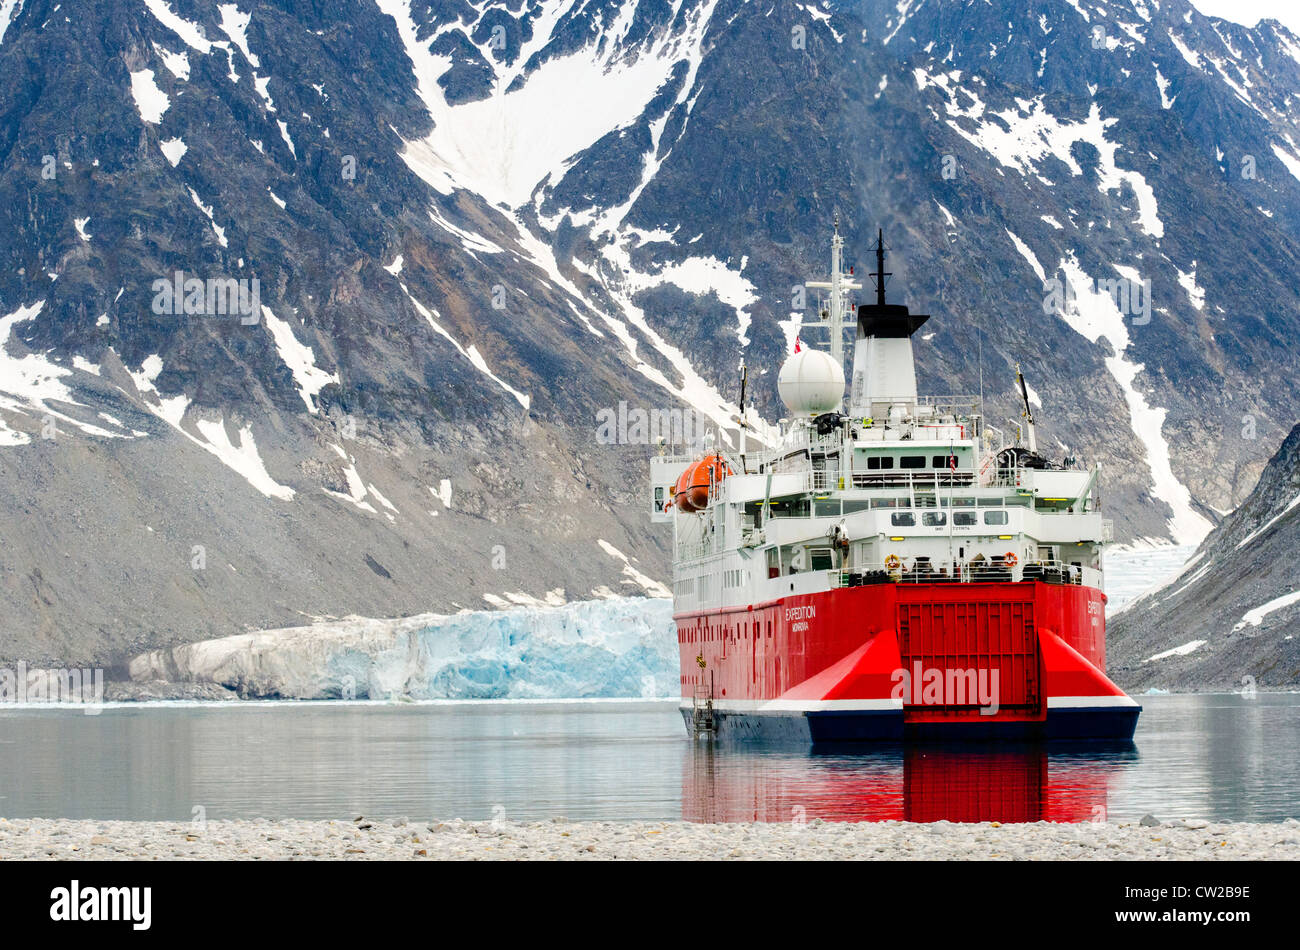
[1004,552,1019,567]
[884,554,901,571]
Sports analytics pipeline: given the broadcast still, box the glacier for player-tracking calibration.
[128,596,678,701]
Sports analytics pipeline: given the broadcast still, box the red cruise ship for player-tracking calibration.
[649,222,1139,743]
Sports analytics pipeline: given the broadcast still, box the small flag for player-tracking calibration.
[794,335,802,353]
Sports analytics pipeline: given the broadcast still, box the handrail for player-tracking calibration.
[829,558,1091,586]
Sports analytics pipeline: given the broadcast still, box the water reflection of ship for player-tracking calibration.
[682,742,1136,824]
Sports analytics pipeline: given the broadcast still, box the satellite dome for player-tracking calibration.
[777,347,844,415]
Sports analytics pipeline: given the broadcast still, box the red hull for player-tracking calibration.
[677,581,1137,741]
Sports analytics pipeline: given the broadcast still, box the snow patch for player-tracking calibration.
[276,120,296,157]
[1057,257,1211,544]
[129,68,169,124]
[127,355,294,499]
[431,479,453,509]
[260,306,338,413]
[187,187,228,247]
[142,0,213,53]
[160,137,187,166]
[154,43,190,80]
[403,287,530,410]
[0,301,126,444]
[1005,229,1045,282]
[377,0,721,209]
[1143,639,1206,662]
[1177,265,1206,311]
[1234,590,1300,630]
[1154,67,1176,108]
[914,75,1163,238]
[597,539,671,597]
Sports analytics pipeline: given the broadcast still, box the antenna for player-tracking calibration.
[737,362,749,458]
[1016,362,1038,454]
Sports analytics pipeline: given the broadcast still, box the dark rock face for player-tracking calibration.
[1109,424,1300,690]
[1,0,1299,667]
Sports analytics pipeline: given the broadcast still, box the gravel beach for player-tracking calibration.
[3,816,1298,860]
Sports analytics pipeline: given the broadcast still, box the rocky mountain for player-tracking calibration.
[1109,422,1300,690]
[2,0,1300,667]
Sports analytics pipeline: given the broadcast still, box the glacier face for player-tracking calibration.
[129,597,678,701]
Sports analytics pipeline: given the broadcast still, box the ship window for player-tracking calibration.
[891,512,916,527]
[984,510,1009,525]
[950,497,975,507]
[870,497,898,509]
[842,500,872,514]
[866,456,880,470]
[922,511,946,527]
[814,498,842,517]
[769,498,810,518]
[932,456,949,468]
[977,497,1003,507]
[953,511,977,526]
[809,548,834,571]
[900,455,926,469]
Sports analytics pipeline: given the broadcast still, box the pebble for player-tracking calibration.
[0,817,1293,860]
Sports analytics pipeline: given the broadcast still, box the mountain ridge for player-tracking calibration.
[1,0,1298,667]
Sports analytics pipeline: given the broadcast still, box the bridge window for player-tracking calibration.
[900,456,926,469]
[891,512,916,527]
[866,456,895,470]
[984,510,1009,525]
[922,511,946,527]
[953,511,977,526]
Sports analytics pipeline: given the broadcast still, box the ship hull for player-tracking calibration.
[677,580,1139,743]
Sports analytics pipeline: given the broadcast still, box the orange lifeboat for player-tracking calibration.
[673,454,731,513]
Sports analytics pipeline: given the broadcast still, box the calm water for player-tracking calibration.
[0,694,1297,823]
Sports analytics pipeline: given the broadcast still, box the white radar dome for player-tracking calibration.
[777,348,845,415]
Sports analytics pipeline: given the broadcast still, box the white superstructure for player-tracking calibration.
[650,225,1112,617]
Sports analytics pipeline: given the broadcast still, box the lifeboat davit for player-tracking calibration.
[673,454,731,513]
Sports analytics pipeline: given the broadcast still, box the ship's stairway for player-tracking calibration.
[691,684,716,737]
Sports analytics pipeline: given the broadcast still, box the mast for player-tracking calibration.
[804,213,861,381]
[871,228,890,306]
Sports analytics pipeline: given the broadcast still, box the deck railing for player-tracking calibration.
[826,558,1093,587]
